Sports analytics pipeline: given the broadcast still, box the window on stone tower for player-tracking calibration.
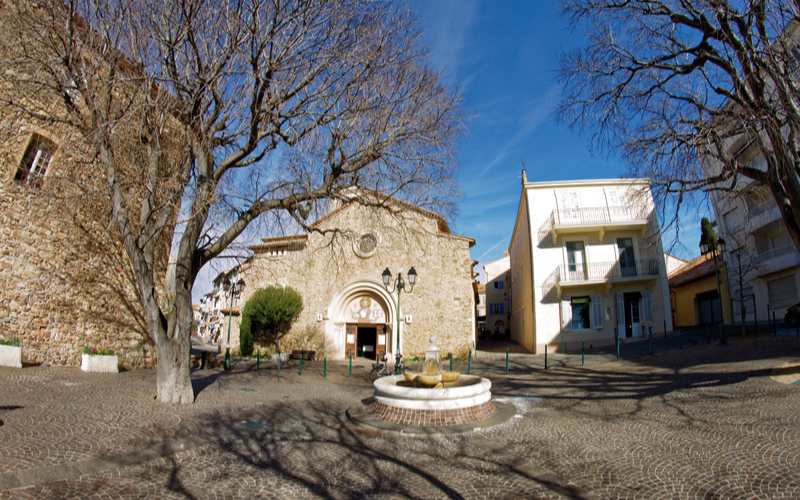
[15,134,56,188]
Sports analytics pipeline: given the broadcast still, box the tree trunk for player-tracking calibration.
[155,332,194,404]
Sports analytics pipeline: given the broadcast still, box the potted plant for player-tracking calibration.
[0,337,21,368]
[81,346,118,373]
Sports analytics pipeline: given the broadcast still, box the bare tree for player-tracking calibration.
[723,231,763,334]
[557,1,800,251]
[0,0,463,403]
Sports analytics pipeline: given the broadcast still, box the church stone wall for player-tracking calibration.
[231,203,475,360]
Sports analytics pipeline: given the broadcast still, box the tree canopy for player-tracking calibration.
[558,1,800,252]
[240,286,303,356]
[0,0,464,403]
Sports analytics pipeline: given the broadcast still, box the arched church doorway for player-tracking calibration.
[329,283,395,360]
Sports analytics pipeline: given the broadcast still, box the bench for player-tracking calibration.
[289,349,316,361]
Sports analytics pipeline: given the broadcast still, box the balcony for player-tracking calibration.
[542,259,661,298]
[538,206,649,244]
[747,201,781,230]
[756,244,800,276]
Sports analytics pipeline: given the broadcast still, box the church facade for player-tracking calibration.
[229,196,476,361]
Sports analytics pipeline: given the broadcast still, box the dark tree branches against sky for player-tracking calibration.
[557,0,800,252]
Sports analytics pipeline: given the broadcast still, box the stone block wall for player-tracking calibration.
[229,201,476,360]
[0,99,161,369]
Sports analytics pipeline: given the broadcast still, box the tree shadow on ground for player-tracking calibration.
[147,400,580,500]
[491,335,800,420]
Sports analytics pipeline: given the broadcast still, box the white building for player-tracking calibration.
[703,143,800,324]
[483,252,510,336]
[509,177,673,353]
[196,269,244,345]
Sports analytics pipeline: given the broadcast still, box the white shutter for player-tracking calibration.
[592,294,603,329]
[642,290,653,323]
[616,293,625,332]
[561,297,572,331]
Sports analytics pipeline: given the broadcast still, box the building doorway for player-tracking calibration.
[696,290,721,325]
[345,323,388,360]
[624,292,642,338]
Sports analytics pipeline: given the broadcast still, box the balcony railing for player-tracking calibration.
[542,259,661,296]
[538,205,648,243]
[757,243,796,263]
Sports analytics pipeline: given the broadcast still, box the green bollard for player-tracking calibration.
[467,351,471,375]
[545,345,548,370]
[256,350,260,371]
[449,353,453,372]
[349,354,352,379]
[505,347,509,374]
[277,352,281,373]
[324,357,327,378]
[582,341,585,367]
[299,356,302,376]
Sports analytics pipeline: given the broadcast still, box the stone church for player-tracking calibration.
[230,194,476,361]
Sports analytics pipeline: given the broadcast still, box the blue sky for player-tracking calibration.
[191,0,710,301]
[406,0,710,281]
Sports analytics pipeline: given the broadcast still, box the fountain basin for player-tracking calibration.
[373,374,492,411]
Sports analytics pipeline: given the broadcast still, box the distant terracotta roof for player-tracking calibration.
[668,254,726,288]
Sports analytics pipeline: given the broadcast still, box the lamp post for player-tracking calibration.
[382,266,417,374]
[223,276,243,370]
[701,237,727,345]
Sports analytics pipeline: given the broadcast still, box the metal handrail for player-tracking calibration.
[547,259,660,286]
[538,205,648,243]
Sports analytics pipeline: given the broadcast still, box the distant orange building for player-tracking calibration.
[668,254,732,327]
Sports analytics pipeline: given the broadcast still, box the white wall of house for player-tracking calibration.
[511,178,673,354]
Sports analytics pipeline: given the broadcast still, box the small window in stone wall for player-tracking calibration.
[15,134,56,188]
[354,231,379,258]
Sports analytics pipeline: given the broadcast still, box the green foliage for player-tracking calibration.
[83,346,114,356]
[700,217,718,253]
[241,286,304,352]
[0,337,19,347]
[239,326,254,357]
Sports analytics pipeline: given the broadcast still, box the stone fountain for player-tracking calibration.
[350,337,508,430]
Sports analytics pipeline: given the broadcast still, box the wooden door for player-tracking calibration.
[376,325,387,359]
[345,324,357,359]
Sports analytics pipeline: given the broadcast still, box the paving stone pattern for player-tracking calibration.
[0,335,799,499]
[365,400,497,427]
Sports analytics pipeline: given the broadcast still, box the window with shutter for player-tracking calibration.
[561,296,572,331]
[642,290,653,323]
[591,294,603,329]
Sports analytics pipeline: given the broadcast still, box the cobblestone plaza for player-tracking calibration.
[1,335,799,499]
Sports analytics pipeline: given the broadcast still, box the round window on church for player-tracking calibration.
[354,231,379,258]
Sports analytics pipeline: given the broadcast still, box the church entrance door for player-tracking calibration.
[345,323,388,360]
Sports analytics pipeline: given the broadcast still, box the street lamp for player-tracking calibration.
[222,276,243,370]
[701,237,727,345]
[382,266,417,374]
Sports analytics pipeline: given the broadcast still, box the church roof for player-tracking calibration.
[248,191,474,252]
